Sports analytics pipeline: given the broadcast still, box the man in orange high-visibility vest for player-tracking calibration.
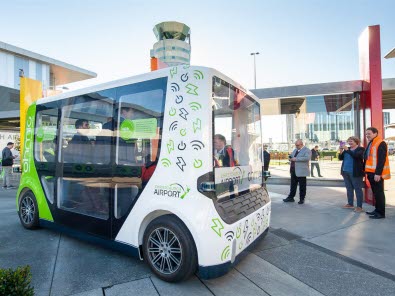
[364,127,391,219]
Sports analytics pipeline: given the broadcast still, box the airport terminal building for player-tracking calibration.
[0,41,96,149]
[251,25,395,157]
[252,78,395,153]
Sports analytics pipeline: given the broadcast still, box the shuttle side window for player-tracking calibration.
[34,109,58,163]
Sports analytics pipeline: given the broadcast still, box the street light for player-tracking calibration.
[250,52,259,89]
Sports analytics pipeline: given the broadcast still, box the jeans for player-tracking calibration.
[2,166,12,187]
[311,162,322,176]
[342,171,363,207]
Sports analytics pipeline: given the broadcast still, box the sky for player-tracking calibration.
[1,0,395,91]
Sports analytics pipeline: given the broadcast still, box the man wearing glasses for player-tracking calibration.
[283,139,312,204]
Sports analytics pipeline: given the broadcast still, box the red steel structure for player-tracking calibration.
[358,25,383,205]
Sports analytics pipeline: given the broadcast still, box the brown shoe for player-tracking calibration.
[354,207,363,213]
[342,204,354,209]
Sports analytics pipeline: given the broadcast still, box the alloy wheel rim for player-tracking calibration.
[147,227,182,275]
[21,196,35,224]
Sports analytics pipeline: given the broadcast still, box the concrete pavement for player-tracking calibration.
[1,184,395,295]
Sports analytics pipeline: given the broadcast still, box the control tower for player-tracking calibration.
[151,21,191,67]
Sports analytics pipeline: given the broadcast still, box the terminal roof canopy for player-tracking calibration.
[252,78,395,110]
[0,41,96,85]
[384,47,395,59]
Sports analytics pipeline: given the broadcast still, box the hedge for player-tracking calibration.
[0,265,34,296]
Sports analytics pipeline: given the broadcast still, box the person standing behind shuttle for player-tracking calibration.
[283,140,311,204]
[364,127,391,219]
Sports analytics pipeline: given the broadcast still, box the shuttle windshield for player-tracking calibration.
[212,76,263,199]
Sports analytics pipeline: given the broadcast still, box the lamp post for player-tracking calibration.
[250,52,259,89]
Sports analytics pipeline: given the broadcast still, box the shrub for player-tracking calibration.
[0,265,34,296]
[320,151,337,158]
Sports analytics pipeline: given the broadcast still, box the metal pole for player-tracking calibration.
[253,54,256,89]
[250,52,259,89]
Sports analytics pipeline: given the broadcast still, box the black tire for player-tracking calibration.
[18,190,39,229]
[143,214,198,282]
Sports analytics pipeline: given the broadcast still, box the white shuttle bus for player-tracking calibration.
[17,65,271,282]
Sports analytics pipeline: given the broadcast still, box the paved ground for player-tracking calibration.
[1,184,395,296]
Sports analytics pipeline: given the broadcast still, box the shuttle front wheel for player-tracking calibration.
[18,190,39,229]
[143,215,197,282]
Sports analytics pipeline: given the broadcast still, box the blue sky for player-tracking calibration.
[1,0,394,90]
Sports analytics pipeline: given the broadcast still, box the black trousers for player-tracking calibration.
[367,173,386,216]
[289,170,307,200]
[311,162,321,176]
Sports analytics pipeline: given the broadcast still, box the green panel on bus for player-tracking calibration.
[18,102,54,222]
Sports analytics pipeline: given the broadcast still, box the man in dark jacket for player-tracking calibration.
[310,145,323,177]
[262,145,271,181]
[65,119,91,163]
[2,142,16,189]
[364,127,391,219]
[263,145,271,172]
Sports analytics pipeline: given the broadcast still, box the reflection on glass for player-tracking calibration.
[260,93,358,180]
[115,88,164,166]
[212,77,263,199]
[57,177,110,220]
[59,93,114,164]
[41,175,55,204]
[34,109,58,162]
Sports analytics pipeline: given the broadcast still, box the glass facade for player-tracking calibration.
[14,56,29,89]
[36,63,42,83]
[261,93,359,180]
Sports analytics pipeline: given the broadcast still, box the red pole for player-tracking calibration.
[358,25,383,205]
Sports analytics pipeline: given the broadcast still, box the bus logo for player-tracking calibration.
[186,83,198,96]
[169,121,178,131]
[153,183,190,199]
[171,83,180,92]
[189,102,202,111]
[22,116,34,173]
[170,67,177,78]
[190,140,205,150]
[225,231,235,241]
[166,140,175,154]
[161,158,171,167]
[221,246,230,261]
[211,218,224,237]
[179,108,189,121]
[181,73,189,82]
[193,159,203,169]
[193,118,201,133]
[193,70,204,80]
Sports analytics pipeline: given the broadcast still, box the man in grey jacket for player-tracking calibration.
[283,139,311,204]
[2,142,16,189]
